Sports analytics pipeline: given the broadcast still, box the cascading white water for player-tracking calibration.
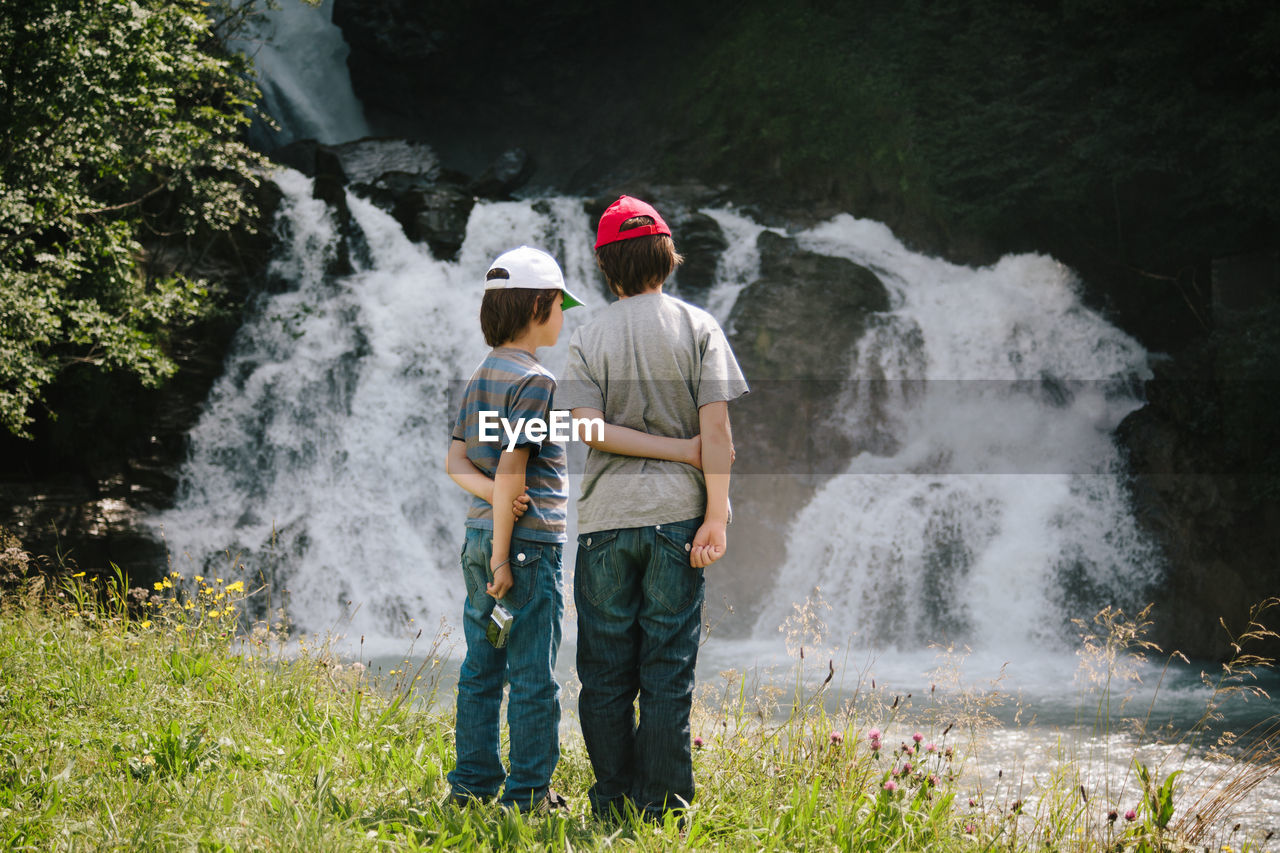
[751,215,1160,652]
[230,0,369,146]
[698,209,781,327]
[153,172,598,652]
[156,178,1157,657]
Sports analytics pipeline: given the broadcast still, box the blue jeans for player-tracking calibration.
[574,517,705,820]
[448,527,564,809]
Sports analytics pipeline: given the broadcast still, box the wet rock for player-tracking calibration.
[404,185,475,261]
[470,148,533,199]
[732,231,890,380]
[725,231,891,622]
[333,0,440,111]
[1118,367,1280,662]
[312,145,348,202]
[270,138,439,187]
[270,139,460,261]
[310,147,356,276]
[270,138,321,176]
[0,481,166,580]
[331,138,439,185]
[669,212,728,306]
[354,172,475,261]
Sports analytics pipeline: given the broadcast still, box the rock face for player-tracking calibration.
[270,138,547,262]
[471,148,533,199]
[1117,286,1280,661]
[725,231,891,620]
[670,212,729,305]
[1120,413,1280,661]
[387,182,474,261]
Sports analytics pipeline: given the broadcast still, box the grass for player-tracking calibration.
[0,565,1276,851]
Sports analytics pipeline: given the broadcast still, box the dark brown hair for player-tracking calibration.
[480,271,558,347]
[594,216,683,297]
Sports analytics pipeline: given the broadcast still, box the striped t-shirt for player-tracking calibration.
[450,347,568,543]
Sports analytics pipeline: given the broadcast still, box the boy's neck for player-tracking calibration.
[617,282,664,300]
[498,335,538,355]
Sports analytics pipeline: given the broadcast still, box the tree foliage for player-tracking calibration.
[898,0,1280,258]
[0,0,265,438]
[669,1,1279,277]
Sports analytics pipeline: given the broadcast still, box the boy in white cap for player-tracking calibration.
[560,197,749,822]
[444,246,701,812]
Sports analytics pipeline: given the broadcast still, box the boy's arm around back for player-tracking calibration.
[445,439,530,519]
[691,401,733,569]
[487,445,532,599]
[569,407,702,467]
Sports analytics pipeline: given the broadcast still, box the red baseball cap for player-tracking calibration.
[594,195,672,249]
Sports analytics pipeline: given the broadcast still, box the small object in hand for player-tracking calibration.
[486,602,513,648]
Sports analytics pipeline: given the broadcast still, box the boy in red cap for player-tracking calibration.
[559,196,749,822]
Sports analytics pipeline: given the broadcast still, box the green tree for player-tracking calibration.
[0,0,266,438]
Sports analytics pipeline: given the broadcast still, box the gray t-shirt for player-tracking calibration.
[559,291,749,533]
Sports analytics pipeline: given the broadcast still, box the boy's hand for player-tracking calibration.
[512,487,531,519]
[487,558,514,600]
[690,520,727,568]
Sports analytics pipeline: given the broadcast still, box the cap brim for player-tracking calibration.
[561,288,585,310]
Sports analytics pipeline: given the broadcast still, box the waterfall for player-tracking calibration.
[230,0,369,147]
[750,216,1159,651]
[153,172,598,651]
[156,180,1158,656]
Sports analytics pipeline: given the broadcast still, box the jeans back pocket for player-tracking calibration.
[503,545,541,610]
[647,522,704,614]
[575,529,622,607]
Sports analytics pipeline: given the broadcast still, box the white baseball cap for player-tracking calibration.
[483,246,584,309]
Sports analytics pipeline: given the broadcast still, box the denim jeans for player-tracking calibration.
[574,516,705,820]
[448,527,564,809]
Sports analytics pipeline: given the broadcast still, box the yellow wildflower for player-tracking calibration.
[72,571,85,578]
[169,570,180,577]
[216,578,223,584]
[140,620,152,629]
[194,575,204,583]
[153,581,164,591]
[226,581,245,594]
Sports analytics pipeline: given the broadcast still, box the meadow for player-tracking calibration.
[1,563,1275,851]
